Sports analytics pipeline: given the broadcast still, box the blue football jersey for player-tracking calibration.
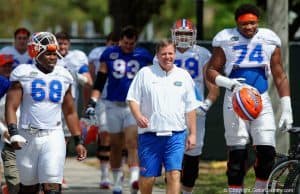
[0,75,10,99]
[100,46,153,101]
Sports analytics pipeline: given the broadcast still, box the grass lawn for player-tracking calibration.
[193,161,256,194]
[155,160,256,194]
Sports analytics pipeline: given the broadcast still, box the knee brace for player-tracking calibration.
[19,184,39,194]
[97,145,111,161]
[254,145,275,180]
[42,183,61,194]
[181,154,201,188]
[226,149,248,186]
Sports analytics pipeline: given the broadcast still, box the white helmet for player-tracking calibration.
[171,18,197,48]
[27,32,60,59]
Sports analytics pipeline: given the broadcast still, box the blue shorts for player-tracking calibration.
[138,130,186,177]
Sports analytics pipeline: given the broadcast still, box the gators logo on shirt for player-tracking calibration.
[109,52,119,60]
[230,36,239,41]
[174,81,182,86]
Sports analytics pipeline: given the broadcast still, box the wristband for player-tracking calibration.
[7,123,18,136]
[73,135,84,146]
[204,98,213,109]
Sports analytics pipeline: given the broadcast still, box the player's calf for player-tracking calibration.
[19,183,39,194]
[42,183,61,194]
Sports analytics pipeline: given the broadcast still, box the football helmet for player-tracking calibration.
[27,32,59,58]
[171,18,197,48]
[232,85,263,121]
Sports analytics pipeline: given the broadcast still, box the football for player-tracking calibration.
[232,86,263,121]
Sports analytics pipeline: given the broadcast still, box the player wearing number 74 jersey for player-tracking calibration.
[5,32,87,194]
[206,4,293,194]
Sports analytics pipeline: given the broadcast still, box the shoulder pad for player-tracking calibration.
[53,65,74,83]
[10,64,35,82]
[256,28,281,47]
[212,28,237,47]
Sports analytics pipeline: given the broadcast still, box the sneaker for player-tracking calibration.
[62,177,69,189]
[99,172,111,189]
[112,186,122,194]
[130,180,139,194]
[1,184,9,194]
[99,180,110,189]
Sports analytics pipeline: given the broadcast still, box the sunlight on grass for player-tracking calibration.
[155,160,256,194]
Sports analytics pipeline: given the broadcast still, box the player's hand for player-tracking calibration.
[84,98,97,120]
[75,144,87,161]
[230,78,246,92]
[10,134,27,150]
[279,97,293,132]
[1,130,10,144]
[186,133,196,151]
[84,107,95,119]
[135,114,149,128]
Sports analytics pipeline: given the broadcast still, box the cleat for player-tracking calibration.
[99,181,110,189]
[99,173,111,189]
[112,187,122,194]
[130,180,139,194]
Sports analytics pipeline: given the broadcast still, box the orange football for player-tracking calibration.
[232,86,263,121]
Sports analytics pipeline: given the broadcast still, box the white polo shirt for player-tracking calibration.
[127,63,200,134]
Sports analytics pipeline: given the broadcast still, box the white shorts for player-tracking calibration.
[95,100,108,131]
[223,90,276,147]
[16,128,66,185]
[105,101,136,133]
[185,115,206,156]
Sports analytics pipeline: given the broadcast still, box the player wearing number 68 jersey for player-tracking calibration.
[85,26,153,194]
[206,4,293,194]
[5,32,87,194]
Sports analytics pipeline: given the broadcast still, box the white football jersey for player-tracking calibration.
[57,50,89,100]
[88,46,107,75]
[0,46,33,68]
[174,45,211,101]
[10,64,73,130]
[212,28,281,76]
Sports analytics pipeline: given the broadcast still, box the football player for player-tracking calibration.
[55,31,93,188]
[85,26,153,194]
[5,32,87,194]
[87,31,119,189]
[206,4,293,194]
[0,54,14,194]
[170,18,219,194]
[0,27,33,68]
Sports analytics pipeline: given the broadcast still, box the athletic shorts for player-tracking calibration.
[138,130,186,177]
[105,101,136,133]
[95,100,108,131]
[16,128,66,185]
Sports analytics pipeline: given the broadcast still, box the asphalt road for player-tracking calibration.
[63,157,165,194]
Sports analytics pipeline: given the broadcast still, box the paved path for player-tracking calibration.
[63,157,165,194]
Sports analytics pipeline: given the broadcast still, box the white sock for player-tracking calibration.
[129,166,139,184]
[100,161,110,177]
[253,179,267,194]
[182,190,192,194]
[112,168,123,189]
[228,186,243,194]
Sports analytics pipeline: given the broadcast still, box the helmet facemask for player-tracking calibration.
[171,19,197,49]
[27,32,61,73]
